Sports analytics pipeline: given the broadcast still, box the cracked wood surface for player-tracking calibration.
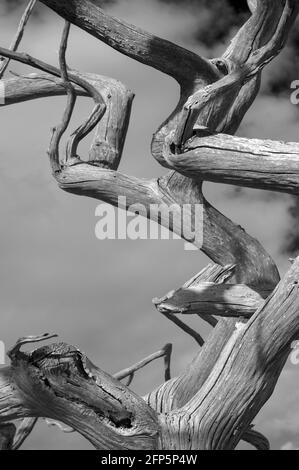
[0,0,299,451]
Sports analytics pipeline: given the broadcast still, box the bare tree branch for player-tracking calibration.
[48,21,77,173]
[114,344,172,384]
[0,0,37,79]
[172,1,299,148]
[1,0,297,451]
[1,250,297,451]
[12,418,38,450]
[39,0,218,85]
[162,129,299,195]
[223,0,284,66]
[154,280,271,319]
[242,426,270,450]
[0,337,160,450]
[158,256,299,449]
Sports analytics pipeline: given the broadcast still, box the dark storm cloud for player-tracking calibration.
[158,0,249,47]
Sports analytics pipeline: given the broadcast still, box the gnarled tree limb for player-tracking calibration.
[154,281,271,319]
[0,337,160,450]
[162,129,299,195]
[39,0,219,85]
[1,0,298,451]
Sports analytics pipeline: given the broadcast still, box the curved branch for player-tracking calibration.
[241,426,270,450]
[162,129,299,195]
[1,74,87,105]
[115,344,172,383]
[146,1,299,417]
[1,1,294,449]
[154,281,271,319]
[49,21,77,173]
[39,0,218,84]
[223,0,284,66]
[220,0,298,134]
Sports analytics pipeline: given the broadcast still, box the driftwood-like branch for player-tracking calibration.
[218,0,284,134]
[0,417,39,450]
[0,18,280,285]
[157,309,205,347]
[1,0,298,452]
[115,343,172,385]
[39,0,218,85]
[0,70,277,290]
[163,129,299,195]
[0,337,160,450]
[0,74,87,105]
[223,0,284,65]
[171,1,299,148]
[11,418,38,450]
[147,1,297,417]
[49,21,77,173]
[158,256,299,450]
[0,0,37,79]
[241,426,270,450]
[1,256,299,450]
[154,280,271,319]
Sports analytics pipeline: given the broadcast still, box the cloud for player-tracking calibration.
[281,442,299,450]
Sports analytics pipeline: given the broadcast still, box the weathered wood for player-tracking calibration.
[114,344,172,384]
[0,339,160,450]
[39,0,219,85]
[241,427,270,450]
[163,130,299,195]
[2,256,299,450]
[154,281,271,318]
[0,0,37,79]
[1,0,298,451]
[158,256,299,450]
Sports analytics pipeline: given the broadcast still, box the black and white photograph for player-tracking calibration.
[1,0,299,454]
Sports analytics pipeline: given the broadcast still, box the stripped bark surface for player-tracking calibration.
[0,0,298,450]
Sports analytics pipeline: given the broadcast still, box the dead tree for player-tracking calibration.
[0,0,299,450]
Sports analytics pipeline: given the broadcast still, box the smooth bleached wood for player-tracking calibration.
[154,282,271,318]
[163,130,299,195]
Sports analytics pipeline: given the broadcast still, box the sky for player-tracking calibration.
[0,0,299,450]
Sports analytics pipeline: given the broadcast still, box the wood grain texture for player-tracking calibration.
[162,129,299,194]
[39,0,219,84]
[1,0,299,451]
[155,281,271,318]
[160,257,299,449]
[0,342,160,450]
